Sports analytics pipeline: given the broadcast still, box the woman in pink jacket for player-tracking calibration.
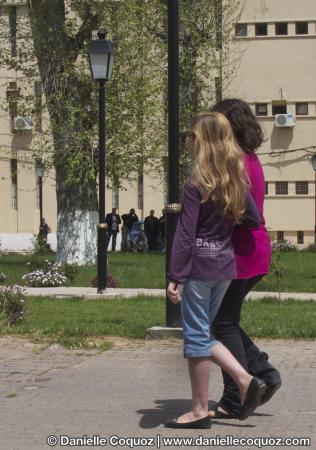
[209,99,281,419]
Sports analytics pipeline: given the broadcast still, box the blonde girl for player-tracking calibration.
[166,112,266,429]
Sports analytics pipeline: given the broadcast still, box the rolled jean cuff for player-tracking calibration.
[183,339,221,359]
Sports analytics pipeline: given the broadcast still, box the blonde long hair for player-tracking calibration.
[189,111,248,222]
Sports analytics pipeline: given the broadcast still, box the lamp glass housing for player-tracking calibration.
[88,39,115,81]
[35,161,44,178]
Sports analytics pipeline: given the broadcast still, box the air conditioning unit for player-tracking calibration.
[275,114,295,127]
[14,116,33,131]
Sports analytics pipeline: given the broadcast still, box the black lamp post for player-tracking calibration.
[312,154,316,244]
[88,28,115,293]
[165,0,182,327]
[35,159,44,228]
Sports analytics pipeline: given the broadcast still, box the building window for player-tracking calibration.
[275,22,288,36]
[235,23,247,37]
[295,22,308,35]
[297,231,304,244]
[9,6,17,57]
[277,231,284,242]
[296,181,308,195]
[215,77,222,103]
[137,172,144,210]
[272,102,287,115]
[34,80,42,132]
[256,103,268,116]
[255,23,268,36]
[265,182,269,195]
[275,182,288,195]
[296,103,308,116]
[10,159,18,210]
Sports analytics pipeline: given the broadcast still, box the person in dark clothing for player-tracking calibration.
[158,209,166,243]
[105,208,121,252]
[144,210,159,251]
[38,218,51,242]
[121,208,139,251]
[209,99,281,419]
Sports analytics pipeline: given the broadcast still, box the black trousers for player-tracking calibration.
[106,230,118,252]
[212,276,281,416]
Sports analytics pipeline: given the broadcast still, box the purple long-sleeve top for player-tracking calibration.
[168,181,261,284]
[232,152,272,279]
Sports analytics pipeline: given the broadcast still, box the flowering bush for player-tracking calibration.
[0,285,26,325]
[0,273,6,283]
[22,260,68,287]
[272,239,298,252]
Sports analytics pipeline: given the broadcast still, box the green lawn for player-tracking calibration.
[1,296,315,348]
[0,251,315,292]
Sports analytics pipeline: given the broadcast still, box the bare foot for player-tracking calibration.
[175,411,208,424]
[208,405,230,418]
[239,375,253,405]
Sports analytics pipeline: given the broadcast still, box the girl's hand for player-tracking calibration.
[167,282,182,304]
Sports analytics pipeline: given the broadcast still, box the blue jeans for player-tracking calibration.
[181,278,231,358]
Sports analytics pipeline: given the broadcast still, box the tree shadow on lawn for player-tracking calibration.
[137,399,271,428]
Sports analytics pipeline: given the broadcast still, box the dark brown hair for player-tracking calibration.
[211,99,264,153]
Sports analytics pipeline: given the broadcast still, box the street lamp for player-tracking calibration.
[35,159,44,228]
[311,154,316,244]
[165,0,182,327]
[88,28,115,293]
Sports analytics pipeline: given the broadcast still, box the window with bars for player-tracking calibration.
[275,182,288,195]
[235,23,247,37]
[215,77,222,103]
[215,0,222,50]
[256,103,268,116]
[277,231,284,242]
[295,181,308,195]
[297,231,304,245]
[11,159,18,210]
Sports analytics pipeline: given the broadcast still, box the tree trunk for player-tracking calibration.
[55,166,98,265]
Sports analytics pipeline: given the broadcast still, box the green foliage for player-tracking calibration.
[60,262,79,282]
[0,285,26,325]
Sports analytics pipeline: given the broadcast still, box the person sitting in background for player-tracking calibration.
[121,208,139,251]
[144,210,159,251]
[105,208,121,252]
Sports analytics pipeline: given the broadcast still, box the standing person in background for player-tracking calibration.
[105,208,121,252]
[209,99,281,420]
[39,217,51,243]
[121,208,139,251]
[144,210,159,251]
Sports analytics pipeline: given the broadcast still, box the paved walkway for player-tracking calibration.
[25,286,316,301]
[0,336,315,449]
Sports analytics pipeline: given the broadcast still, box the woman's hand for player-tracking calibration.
[167,282,182,304]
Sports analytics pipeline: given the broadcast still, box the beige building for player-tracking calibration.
[0,0,315,251]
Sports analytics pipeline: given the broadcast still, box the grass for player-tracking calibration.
[1,296,315,348]
[0,251,315,292]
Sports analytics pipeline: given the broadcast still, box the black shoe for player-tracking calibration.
[260,380,281,406]
[239,377,266,421]
[165,415,211,429]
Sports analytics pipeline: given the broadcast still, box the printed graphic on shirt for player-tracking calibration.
[195,238,225,257]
